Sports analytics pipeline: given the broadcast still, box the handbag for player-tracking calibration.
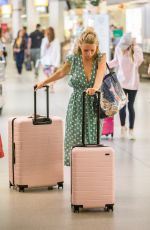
[93,63,128,118]
[0,135,4,158]
[25,55,32,71]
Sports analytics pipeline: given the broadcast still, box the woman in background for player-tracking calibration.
[13,29,26,74]
[40,27,60,92]
[108,33,143,140]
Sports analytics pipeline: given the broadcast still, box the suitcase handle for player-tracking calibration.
[33,85,52,125]
[82,91,100,145]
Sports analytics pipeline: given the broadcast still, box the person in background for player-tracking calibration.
[22,26,29,48]
[0,28,7,63]
[108,33,143,140]
[28,24,44,77]
[13,29,26,74]
[35,27,106,166]
[40,27,60,93]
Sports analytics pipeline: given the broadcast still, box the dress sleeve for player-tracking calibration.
[97,53,106,62]
[65,54,74,65]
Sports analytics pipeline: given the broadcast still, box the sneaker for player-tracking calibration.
[120,126,127,138]
[128,129,136,140]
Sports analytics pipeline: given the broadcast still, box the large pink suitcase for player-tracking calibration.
[102,117,114,137]
[8,86,64,192]
[71,92,115,212]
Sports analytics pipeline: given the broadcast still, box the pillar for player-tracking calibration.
[12,0,22,39]
[26,0,39,34]
[48,0,65,42]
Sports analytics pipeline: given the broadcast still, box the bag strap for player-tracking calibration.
[106,62,111,72]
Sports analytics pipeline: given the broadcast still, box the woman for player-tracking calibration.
[36,27,106,166]
[40,27,60,92]
[13,29,26,74]
[0,28,6,60]
[108,33,143,140]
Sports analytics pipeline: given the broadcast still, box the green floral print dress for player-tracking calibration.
[64,53,103,166]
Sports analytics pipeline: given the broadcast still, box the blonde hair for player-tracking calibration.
[122,46,134,62]
[73,27,100,55]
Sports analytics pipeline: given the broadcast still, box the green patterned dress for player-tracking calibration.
[64,54,103,166]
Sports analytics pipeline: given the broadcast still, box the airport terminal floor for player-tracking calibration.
[0,49,150,230]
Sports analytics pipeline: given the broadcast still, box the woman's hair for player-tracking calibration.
[73,27,99,55]
[16,29,23,38]
[46,27,55,43]
[122,46,134,62]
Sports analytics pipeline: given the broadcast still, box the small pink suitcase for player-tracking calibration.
[102,117,114,137]
[8,86,64,192]
[71,92,115,212]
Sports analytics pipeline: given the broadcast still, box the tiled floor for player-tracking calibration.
[0,49,150,230]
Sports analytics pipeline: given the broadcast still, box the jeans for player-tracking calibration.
[119,88,137,129]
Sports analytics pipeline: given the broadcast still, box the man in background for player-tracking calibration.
[28,24,44,77]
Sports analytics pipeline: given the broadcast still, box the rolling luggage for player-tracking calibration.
[71,91,115,212]
[102,117,114,137]
[8,86,64,192]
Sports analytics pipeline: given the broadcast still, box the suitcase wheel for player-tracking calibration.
[0,107,2,115]
[19,187,25,192]
[73,205,80,213]
[57,182,63,189]
[48,186,53,190]
[9,181,13,188]
[18,185,28,192]
[105,204,114,212]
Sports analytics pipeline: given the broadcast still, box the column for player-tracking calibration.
[48,0,65,42]
[26,0,39,34]
[12,0,22,39]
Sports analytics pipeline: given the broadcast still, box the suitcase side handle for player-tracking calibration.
[82,91,100,145]
[33,85,52,125]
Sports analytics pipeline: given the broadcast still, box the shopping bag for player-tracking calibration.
[93,63,128,118]
[0,135,4,158]
[25,56,32,71]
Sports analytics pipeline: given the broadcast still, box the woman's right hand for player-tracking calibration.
[35,81,45,90]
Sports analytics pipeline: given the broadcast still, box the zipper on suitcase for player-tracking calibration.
[11,118,16,186]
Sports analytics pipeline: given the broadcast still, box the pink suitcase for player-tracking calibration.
[8,86,64,192]
[71,92,115,212]
[102,117,114,137]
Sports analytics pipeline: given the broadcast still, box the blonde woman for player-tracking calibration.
[40,27,60,92]
[36,27,106,166]
[108,33,143,140]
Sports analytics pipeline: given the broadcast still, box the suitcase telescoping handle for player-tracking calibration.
[82,91,100,146]
[33,85,52,125]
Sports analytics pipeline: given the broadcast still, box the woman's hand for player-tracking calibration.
[86,87,97,95]
[35,81,45,90]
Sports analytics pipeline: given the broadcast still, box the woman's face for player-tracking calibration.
[19,30,24,37]
[80,43,97,60]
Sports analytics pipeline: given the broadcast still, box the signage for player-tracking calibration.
[0,0,8,5]
[1,23,8,32]
[113,29,123,38]
[34,0,48,6]
[1,4,11,15]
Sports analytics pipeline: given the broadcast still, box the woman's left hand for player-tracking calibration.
[86,88,97,95]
